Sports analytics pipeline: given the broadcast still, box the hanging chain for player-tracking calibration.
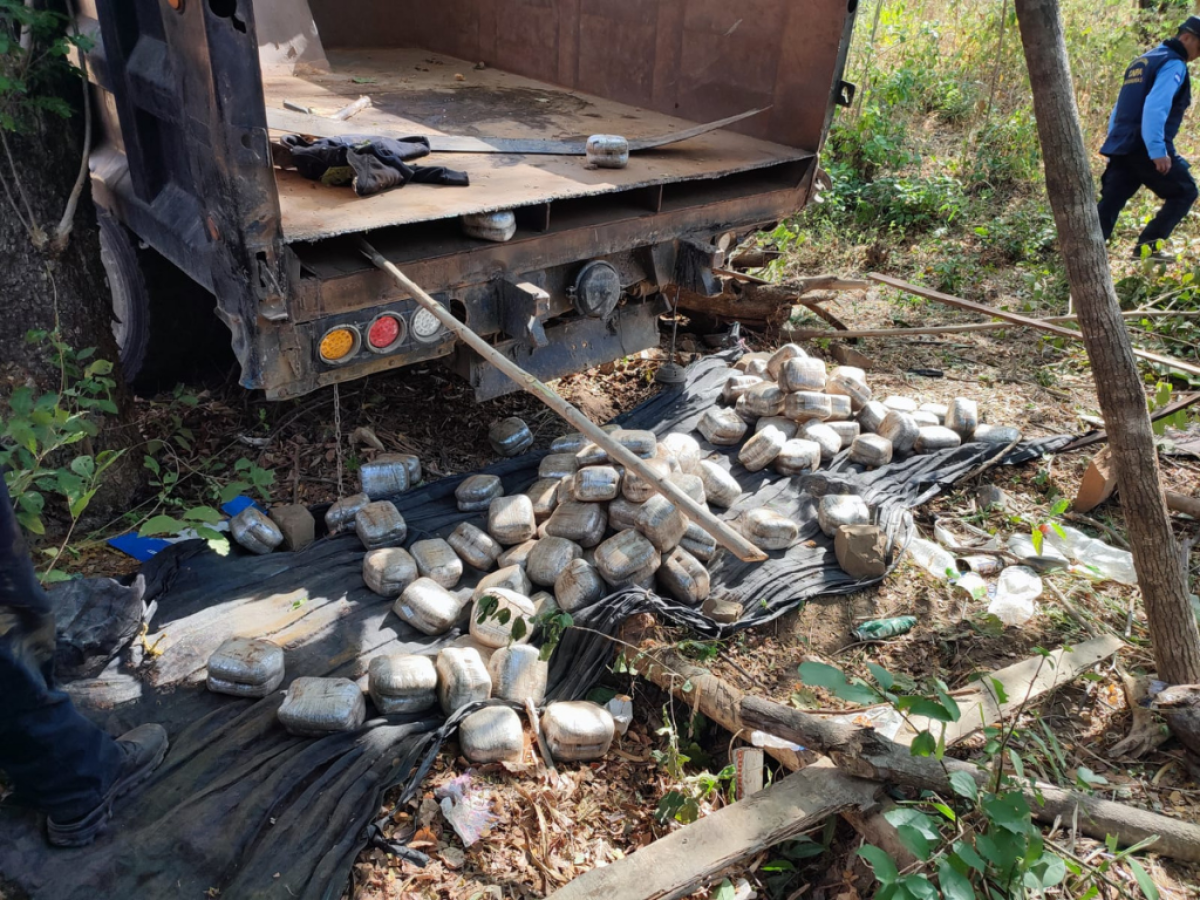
[668,284,682,364]
[333,382,344,500]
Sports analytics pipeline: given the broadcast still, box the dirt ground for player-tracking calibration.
[63,275,1200,900]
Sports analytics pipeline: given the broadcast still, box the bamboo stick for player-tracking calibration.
[871,273,1200,378]
[357,239,768,563]
[785,310,1200,341]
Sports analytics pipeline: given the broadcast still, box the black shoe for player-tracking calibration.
[1133,245,1177,263]
[46,723,168,848]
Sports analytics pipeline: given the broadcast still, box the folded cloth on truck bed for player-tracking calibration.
[0,351,1070,899]
[276,134,470,196]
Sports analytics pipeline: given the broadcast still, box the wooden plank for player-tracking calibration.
[870,273,1200,378]
[895,635,1124,745]
[545,762,879,900]
[264,49,809,241]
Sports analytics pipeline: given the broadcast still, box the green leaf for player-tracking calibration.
[894,825,931,861]
[897,874,938,900]
[8,386,33,416]
[1075,766,1109,789]
[510,616,527,642]
[1128,858,1160,900]
[140,515,184,537]
[948,770,979,801]
[885,808,941,843]
[798,661,879,705]
[712,879,736,900]
[952,841,987,873]
[1025,853,1067,891]
[70,455,95,479]
[867,662,895,691]
[219,482,251,503]
[39,569,75,584]
[69,488,97,519]
[84,358,113,376]
[182,506,224,524]
[857,845,899,884]
[931,801,957,822]
[17,511,45,535]
[937,859,976,900]
[8,420,37,454]
[1051,522,1067,540]
[910,730,937,757]
[896,696,958,723]
[988,676,1009,705]
[982,793,1032,834]
[1049,497,1070,517]
[1031,528,1044,554]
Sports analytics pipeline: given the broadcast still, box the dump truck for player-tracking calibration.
[81,0,858,400]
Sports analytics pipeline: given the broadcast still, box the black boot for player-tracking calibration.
[46,723,168,847]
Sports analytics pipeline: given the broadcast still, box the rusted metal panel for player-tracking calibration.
[307,0,855,150]
[291,176,808,323]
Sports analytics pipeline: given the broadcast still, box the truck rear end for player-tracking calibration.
[82,0,857,399]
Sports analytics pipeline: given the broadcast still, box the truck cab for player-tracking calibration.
[81,0,857,399]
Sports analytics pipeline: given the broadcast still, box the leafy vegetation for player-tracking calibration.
[776,0,1199,364]
[802,659,1161,900]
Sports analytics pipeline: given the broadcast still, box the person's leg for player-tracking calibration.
[0,476,127,821]
[1097,155,1144,242]
[0,609,127,821]
[1135,155,1199,251]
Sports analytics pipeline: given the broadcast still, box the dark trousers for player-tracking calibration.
[1098,150,1199,250]
[0,477,124,820]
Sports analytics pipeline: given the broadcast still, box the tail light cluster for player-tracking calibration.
[317,306,447,367]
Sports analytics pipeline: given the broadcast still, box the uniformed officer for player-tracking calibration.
[1098,17,1200,261]
[0,475,168,846]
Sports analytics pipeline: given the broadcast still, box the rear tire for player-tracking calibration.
[97,210,235,392]
[98,208,150,381]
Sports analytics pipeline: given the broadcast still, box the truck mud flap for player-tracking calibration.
[452,297,667,401]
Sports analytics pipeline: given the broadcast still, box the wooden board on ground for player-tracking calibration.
[895,635,1123,745]
[545,761,880,900]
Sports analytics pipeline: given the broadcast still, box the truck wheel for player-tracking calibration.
[97,210,234,391]
[98,209,151,381]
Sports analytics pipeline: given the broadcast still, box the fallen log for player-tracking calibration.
[741,694,1200,863]
[675,284,845,328]
[870,273,1200,379]
[545,761,880,900]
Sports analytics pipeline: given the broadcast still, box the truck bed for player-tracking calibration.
[264,48,812,244]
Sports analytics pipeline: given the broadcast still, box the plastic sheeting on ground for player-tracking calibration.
[0,352,1070,899]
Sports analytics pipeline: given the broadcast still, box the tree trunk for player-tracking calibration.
[1,2,138,528]
[1013,0,1200,697]
[0,17,118,385]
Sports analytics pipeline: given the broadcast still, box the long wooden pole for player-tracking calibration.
[785,310,1200,341]
[357,239,768,563]
[870,273,1200,378]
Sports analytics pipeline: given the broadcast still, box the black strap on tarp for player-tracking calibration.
[0,351,1070,899]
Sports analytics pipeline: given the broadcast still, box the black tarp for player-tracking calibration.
[0,352,1070,899]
